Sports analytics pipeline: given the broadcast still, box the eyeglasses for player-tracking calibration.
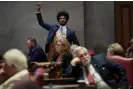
[55,44,63,47]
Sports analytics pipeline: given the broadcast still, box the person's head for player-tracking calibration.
[55,38,70,54]
[34,68,45,86]
[128,38,133,49]
[73,46,91,66]
[57,11,69,26]
[107,43,124,57]
[3,49,28,78]
[26,38,37,49]
[70,44,79,54]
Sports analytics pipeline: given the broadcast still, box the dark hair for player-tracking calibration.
[0,54,3,61]
[57,11,69,21]
[27,38,37,45]
[13,80,42,89]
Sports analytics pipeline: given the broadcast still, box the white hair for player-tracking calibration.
[73,46,88,57]
[3,49,28,72]
[70,44,79,53]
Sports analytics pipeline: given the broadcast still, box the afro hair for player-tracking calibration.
[57,11,69,22]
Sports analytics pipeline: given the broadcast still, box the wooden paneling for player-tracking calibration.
[115,1,133,49]
[121,5,131,48]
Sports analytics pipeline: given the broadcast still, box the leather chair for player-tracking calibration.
[108,55,133,88]
[88,49,95,57]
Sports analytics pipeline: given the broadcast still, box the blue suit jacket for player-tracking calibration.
[66,53,128,89]
[28,45,48,62]
[36,13,80,53]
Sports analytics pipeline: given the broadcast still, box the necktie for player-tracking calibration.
[60,27,63,34]
[88,71,95,85]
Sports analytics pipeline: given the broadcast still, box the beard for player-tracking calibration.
[59,21,67,26]
[82,58,91,66]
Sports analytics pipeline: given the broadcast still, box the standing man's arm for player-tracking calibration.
[71,31,80,45]
[36,3,51,31]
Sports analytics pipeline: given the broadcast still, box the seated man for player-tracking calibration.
[26,38,48,62]
[67,46,128,89]
[0,49,29,89]
[107,43,133,61]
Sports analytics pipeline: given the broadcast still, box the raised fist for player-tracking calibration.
[36,2,42,12]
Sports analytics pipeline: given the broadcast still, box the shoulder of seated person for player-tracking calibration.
[63,52,72,56]
[109,55,133,61]
[92,53,106,60]
[93,53,105,58]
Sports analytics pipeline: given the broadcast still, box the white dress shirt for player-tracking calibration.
[55,26,67,40]
[59,26,67,36]
[82,64,111,89]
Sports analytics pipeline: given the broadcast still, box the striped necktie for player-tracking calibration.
[60,26,63,34]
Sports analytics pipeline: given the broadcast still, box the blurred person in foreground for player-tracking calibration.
[12,79,42,89]
[0,49,29,89]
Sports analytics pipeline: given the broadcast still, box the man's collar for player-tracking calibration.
[30,45,39,51]
[60,25,67,29]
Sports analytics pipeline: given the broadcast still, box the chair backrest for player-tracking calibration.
[88,49,95,57]
[108,56,133,87]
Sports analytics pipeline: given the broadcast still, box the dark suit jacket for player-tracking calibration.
[28,45,48,62]
[36,13,80,53]
[53,52,73,74]
[66,53,128,89]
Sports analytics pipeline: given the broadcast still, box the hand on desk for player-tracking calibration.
[33,61,62,67]
[34,62,51,67]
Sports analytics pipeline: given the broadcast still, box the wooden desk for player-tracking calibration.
[44,78,77,85]
[43,84,79,89]
[43,79,93,89]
